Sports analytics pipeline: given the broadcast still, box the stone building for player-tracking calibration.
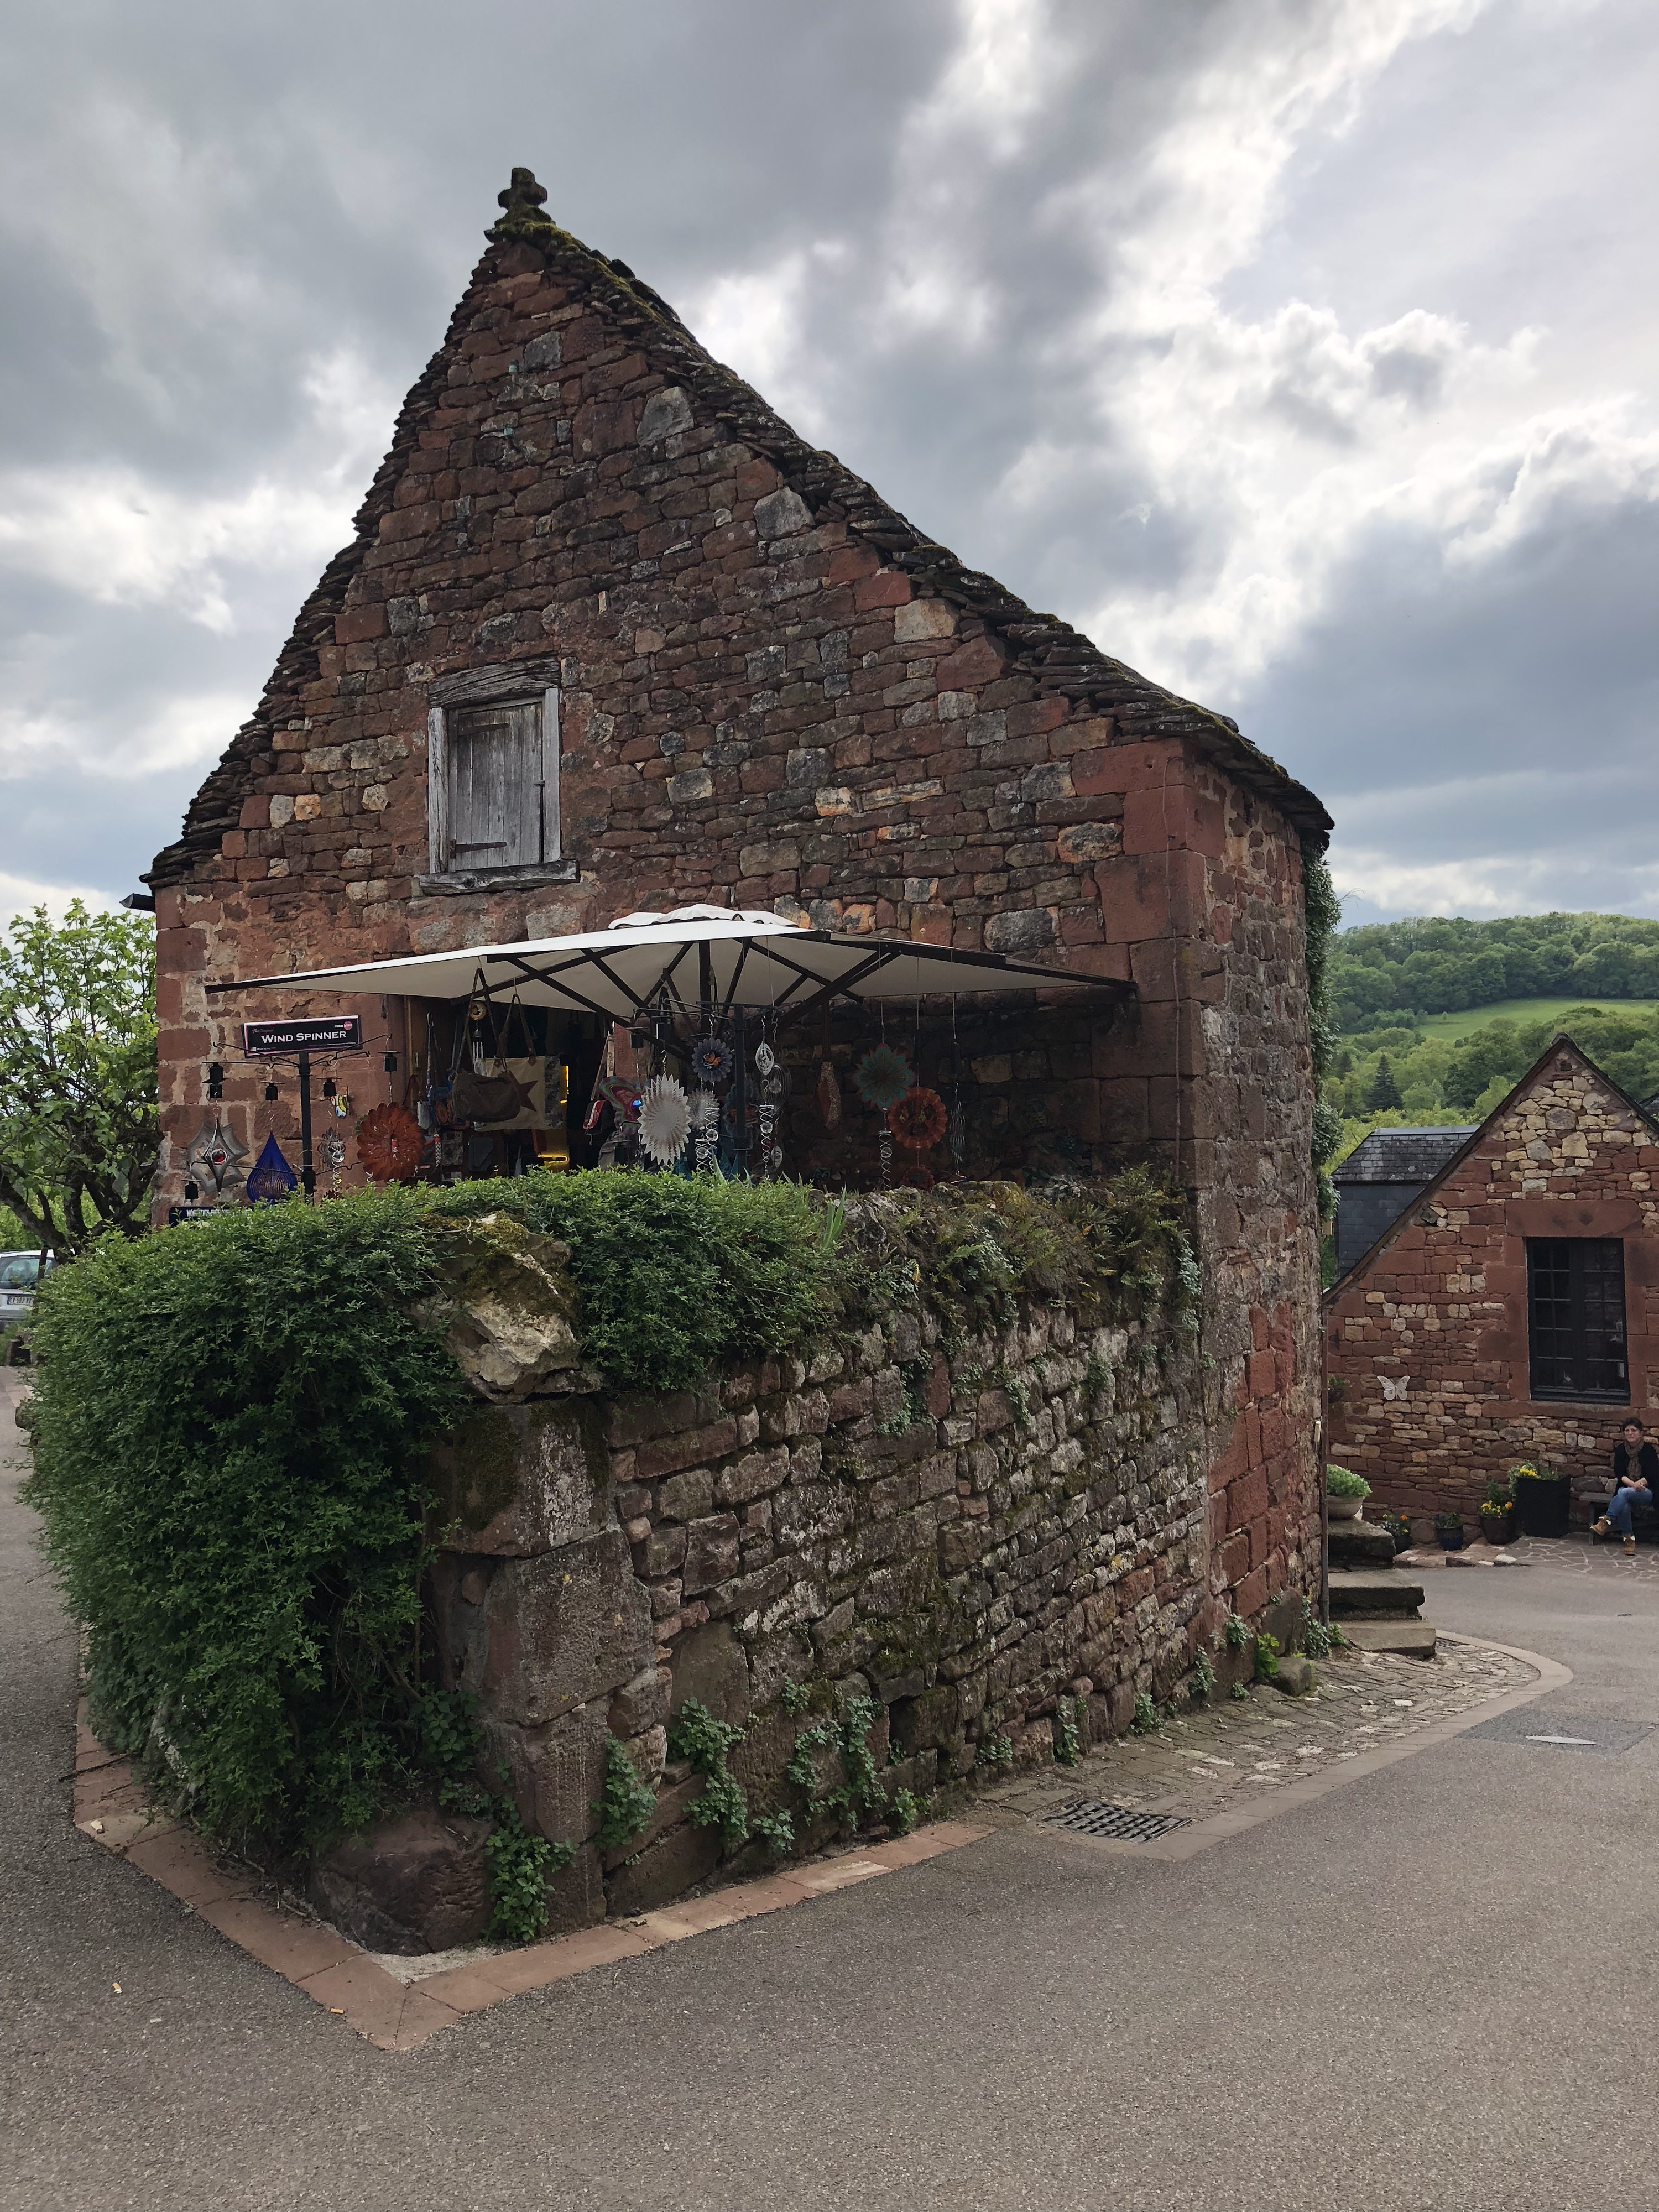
[146,169,1331,1720]
[1325,1036,1659,1525]
[1332,1125,1475,1279]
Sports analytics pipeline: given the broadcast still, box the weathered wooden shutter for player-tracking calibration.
[447,702,544,868]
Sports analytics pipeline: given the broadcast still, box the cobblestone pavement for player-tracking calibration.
[970,1636,1536,1833]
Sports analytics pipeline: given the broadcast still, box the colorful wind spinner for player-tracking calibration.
[853,1045,914,1111]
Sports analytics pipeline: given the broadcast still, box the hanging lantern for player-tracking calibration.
[206,1062,224,1099]
[264,1081,279,1104]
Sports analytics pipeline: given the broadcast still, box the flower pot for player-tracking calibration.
[1436,1527,1465,1551]
[1513,1479,1569,1539]
[1479,1512,1515,1547]
[1327,1494,1365,1521]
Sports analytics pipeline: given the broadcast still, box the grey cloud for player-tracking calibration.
[1,0,1653,928]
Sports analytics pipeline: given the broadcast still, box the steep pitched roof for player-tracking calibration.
[149,168,1331,888]
[1324,1034,1659,1293]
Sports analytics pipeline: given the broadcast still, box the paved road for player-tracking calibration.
[4,1371,1656,2212]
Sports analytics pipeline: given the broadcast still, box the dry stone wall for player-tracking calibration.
[425,1266,1228,1930]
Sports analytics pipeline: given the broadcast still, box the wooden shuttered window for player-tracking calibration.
[428,687,559,878]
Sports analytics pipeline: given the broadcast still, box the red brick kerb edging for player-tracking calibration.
[70,1702,989,2052]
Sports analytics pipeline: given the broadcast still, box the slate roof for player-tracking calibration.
[1332,1127,1477,1186]
[149,170,1331,889]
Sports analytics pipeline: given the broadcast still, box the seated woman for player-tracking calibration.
[1593,1419,1658,1553]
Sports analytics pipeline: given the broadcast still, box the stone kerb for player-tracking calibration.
[426,1264,1212,1932]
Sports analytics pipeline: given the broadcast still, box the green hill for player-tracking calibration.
[1418,995,1659,1041]
[1329,911,1659,1032]
[1325,1000,1659,1159]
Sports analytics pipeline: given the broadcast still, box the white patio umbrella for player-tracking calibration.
[206,905,1129,1025]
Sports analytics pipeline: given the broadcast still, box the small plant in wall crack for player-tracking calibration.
[995,1366,1034,1427]
[1254,1631,1281,1684]
[1131,1692,1159,1735]
[1300,1598,1332,1661]
[889,1787,921,1837]
[780,1678,812,1717]
[667,1698,750,1851]
[1187,1650,1216,1704]
[484,1805,572,1945]
[1229,1680,1249,1701]
[750,1808,795,1860]
[592,1734,656,1856]
[975,1731,1014,1770]
[1224,1613,1250,1650]
[1052,1695,1082,1765]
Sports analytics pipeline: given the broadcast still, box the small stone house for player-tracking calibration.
[143,165,1334,1834]
[1324,1036,1659,1525]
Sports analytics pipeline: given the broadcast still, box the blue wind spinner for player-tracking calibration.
[246,1131,299,1204]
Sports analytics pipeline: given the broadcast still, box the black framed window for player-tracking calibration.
[1526,1238,1628,1401]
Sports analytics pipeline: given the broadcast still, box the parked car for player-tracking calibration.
[0,1250,51,1319]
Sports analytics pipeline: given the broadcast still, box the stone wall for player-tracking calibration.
[417,1213,1305,1933]
[1325,1041,1659,1524]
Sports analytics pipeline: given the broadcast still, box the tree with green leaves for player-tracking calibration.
[1364,1053,1404,1112]
[0,901,159,1254]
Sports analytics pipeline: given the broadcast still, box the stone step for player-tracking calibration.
[1328,1568,1426,1615]
[1338,1616,1438,1659]
[1328,1521,1396,1571]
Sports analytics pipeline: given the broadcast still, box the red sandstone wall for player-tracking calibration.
[1325,1046,1659,1522]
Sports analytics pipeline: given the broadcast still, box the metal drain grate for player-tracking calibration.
[1044,1798,1190,1843]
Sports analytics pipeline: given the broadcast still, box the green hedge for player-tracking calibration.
[24,1167,1197,1859]
[24,1190,462,1850]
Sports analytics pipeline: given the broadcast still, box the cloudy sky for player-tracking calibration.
[3,0,1655,932]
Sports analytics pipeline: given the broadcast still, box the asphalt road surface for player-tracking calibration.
[4,1372,1656,2212]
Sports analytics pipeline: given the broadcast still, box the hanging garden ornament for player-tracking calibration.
[754,1039,775,1077]
[888,1086,948,1151]
[817,1059,841,1130]
[597,1074,641,1123]
[895,1162,935,1191]
[357,1103,426,1184]
[637,1076,692,1167]
[947,1099,967,1171]
[184,1112,248,1198]
[690,1036,732,1086]
[688,1088,721,1173]
[246,1132,299,1204]
[853,1044,914,1111]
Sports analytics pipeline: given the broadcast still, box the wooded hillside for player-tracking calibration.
[1329,913,1659,1032]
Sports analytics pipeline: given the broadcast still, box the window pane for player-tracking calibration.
[1527,1239,1575,1395]
[1527,1237,1627,1400]
[449,702,543,867]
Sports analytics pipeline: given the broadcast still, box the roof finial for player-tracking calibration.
[491,166,556,243]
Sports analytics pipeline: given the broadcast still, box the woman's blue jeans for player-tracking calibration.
[1606,1486,1652,1535]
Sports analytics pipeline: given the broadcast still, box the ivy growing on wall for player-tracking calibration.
[1302,834,1343,1219]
